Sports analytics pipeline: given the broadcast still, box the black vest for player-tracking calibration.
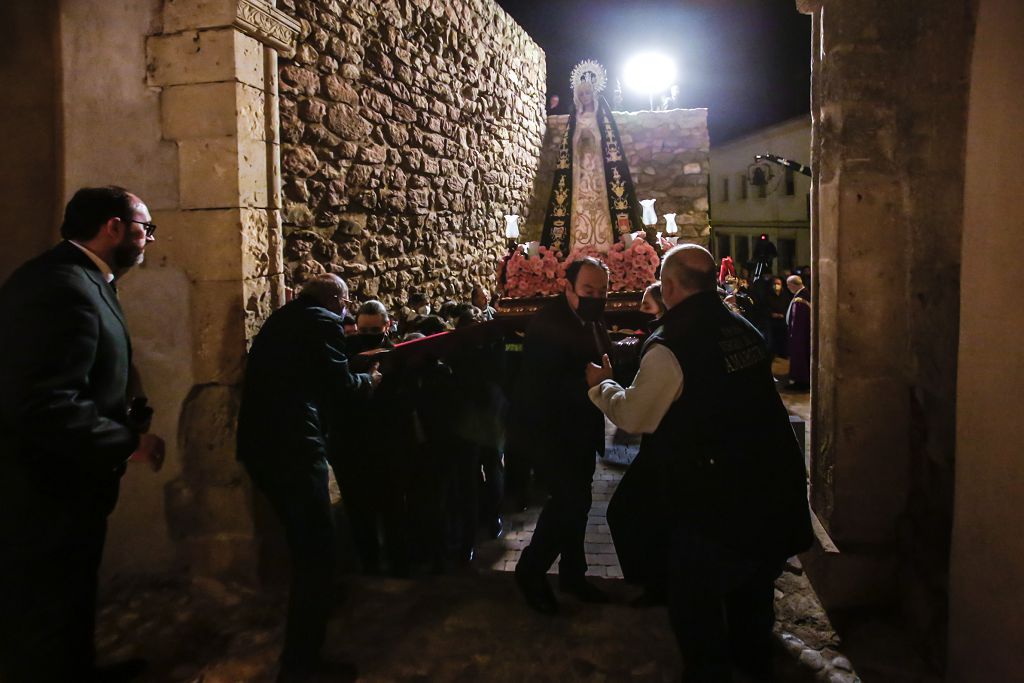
[640,291,813,559]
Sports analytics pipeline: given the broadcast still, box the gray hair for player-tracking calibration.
[356,299,389,321]
[298,273,347,308]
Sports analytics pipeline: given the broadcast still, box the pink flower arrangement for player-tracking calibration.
[503,233,661,297]
[504,245,567,297]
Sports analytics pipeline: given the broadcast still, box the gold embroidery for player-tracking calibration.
[609,167,629,212]
[603,118,623,162]
[556,127,571,170]
[553,176,569,217]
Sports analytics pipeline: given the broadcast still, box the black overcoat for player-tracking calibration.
[0,241,137,536]
[237,296,372,469]
[508,295,611,459]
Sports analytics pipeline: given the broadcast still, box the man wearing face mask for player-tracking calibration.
[511,257,613,614]
[400,292,432,335]
[332,299,393,574]
[348,300,394,355]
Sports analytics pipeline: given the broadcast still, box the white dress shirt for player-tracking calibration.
[69,240,115,283]
[587,343,684,434]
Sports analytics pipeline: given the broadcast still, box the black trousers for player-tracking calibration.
[607,451,670,595]
[445,438,480,557]
[332,449,384,574]
[517,444,596,580]
[0,514,107,682]
[245,458,336,672]
[478,446,504,524]
[668,529,783,683]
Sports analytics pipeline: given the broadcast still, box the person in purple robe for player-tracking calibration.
[785,275,811,390]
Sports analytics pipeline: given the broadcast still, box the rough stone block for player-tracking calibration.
[242,276,276,341]
[148,28,235,86]
[236,83,268,141]
[162,82,266,141]
[190,280,248,384]
[166,478,255,540]
[180,534,259,582]
[162,0,237,33]
[241,209,273,281]
[148,208,244,282]
[163,82,236,140]
[238,136,269,208]
[179,137,241,209]
[177,383,243,486]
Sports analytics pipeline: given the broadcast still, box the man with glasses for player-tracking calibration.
[237,273,380,682]
[0,186,165,682]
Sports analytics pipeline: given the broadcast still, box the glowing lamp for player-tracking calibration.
[623,53,677,110]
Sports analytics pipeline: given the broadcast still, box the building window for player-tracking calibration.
[716,233,731,257]
[721,177,730,202]
[785,167,795,196]
[739,173,748,200]
[735,235,749,270]
[778,237,797,272]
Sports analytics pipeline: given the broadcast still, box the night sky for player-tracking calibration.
[494,0,811,144]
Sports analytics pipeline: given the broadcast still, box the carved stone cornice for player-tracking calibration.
[234,0,300,57]
[794,0,823,15]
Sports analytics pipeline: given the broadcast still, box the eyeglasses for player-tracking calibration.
[128,219,157,238]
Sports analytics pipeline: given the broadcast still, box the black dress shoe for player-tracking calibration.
[515,563,558,615]
[559,577,610,603]
[92,658,149,683]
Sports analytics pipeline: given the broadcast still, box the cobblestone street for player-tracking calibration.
[96,563,855,683]
[95,389,863,682]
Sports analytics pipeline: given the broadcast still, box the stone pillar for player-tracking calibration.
[146,0,298,579]
[948,1,1024,679]
[798,0,971,665]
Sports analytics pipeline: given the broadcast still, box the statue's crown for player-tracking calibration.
[570,59,608,94]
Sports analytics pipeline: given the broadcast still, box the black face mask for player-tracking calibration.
[360,332,388,349]
[348,333,387,353]
[575,296,606,322]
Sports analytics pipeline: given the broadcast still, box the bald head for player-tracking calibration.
[660,244,717,308]
[299,273,349,315]
[786,275,804,294]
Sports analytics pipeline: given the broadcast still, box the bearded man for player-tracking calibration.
[0,186,165,682]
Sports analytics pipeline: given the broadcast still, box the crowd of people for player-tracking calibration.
[0,186,814,683]
[718,270,812,391]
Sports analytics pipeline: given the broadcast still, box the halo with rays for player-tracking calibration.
[570,59,608,94]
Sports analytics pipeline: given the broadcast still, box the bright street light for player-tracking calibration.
[622,53,677,110]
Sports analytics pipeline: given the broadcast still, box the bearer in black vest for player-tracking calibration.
[586,245,813,683]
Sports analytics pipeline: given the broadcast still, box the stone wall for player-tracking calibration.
[523,109,710,243]
[801,0,972,670]
[58,0,186,578]
[0,1,60,284]
[277,0,546,307]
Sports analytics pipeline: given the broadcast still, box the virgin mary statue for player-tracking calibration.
[539,60,644,254]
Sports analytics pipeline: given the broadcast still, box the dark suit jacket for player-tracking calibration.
[508,295,611,458]
[0,241,138,538]
[237,296,373,470]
